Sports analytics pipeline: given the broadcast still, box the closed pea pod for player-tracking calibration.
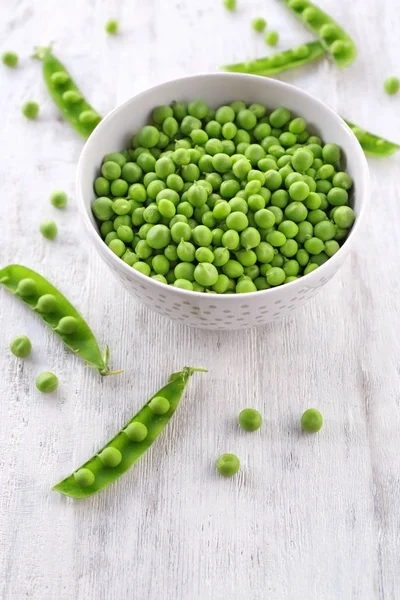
[222,41,326,77]
[53,367,206,498]
[345,120,400,157]
[0,265,120,376]
[33,45,101,138]
[282,0,356,68]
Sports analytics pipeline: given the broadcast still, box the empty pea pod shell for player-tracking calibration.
[282,0,357,68]
[0,264,119,375]
[222,40,326,76]
[53,367,206,498]
[32,45,102,138]
[345,120,400,157]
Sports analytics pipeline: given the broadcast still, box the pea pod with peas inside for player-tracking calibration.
[222,40,325,76]
[345,121,400,157]
[53,367,206,498]
[32,45,102,138]
[282,0,357,68]
[0,264,120,375]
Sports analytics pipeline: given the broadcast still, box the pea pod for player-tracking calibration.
[345,121,400,157]
[0,264,119,376]
[282,0,357,68]
[32,45,101,138]
[222,40,325,76]
[53,367,206,498]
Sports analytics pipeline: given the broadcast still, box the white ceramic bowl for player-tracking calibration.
[76,73,369,330]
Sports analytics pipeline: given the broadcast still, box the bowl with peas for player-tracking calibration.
[77,73,369,329]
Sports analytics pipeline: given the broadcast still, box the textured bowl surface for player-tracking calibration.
[76,73,369,330]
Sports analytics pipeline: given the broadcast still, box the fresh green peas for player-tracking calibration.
[222,260,244,278]
[10,335,32,358]
[223,0,236,10]
[50,190,68,208]
[269,107,291,128]
[265,31,279,46]
[174,263,195,281]
[36,371,58,393]
[304,237,325,255]
[36,293,58,313]
[292,148,314,173]
[332,172,352,190]
[236,279,257,293]
[22,101,39,120]
[266,267,285,286]
[105,19,119,34]
[40,220,57,240]
[137,125,160,148]
[236,109,257,130]
[327,187,348,206]
[322,143,341,165]
[313,220,336,241]
[301,408,323,432]
[194,263,219,287]
[333,206,355,228]
[226,211,248,232]
[278,220,298,239]
[91,100,354,294]
[74,468,95,487]
[2,51,18,67]
[149,396,170,415]
[239,408,262,431]
[252,17,267,32]
[216,453,240,477]
[384,76,400,95]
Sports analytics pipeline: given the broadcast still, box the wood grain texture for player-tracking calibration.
[1,0,400,599]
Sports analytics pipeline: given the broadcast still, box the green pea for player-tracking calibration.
[216,453,240,477]
[39,220,57,240]
[98,447,122,467]
[265,31,279,46]
[125,422,148,442]
[239,408,262,431]
[333,206,355,228]
[223,0,236,11]
[50,190,68,208]
[10,335,32,358]
[36,293,58,313]
[74,468,95,487]
[56,316,78,335]
[2,51,18,68]
[148,396,170,415]
[252,17,267,32]
[36,371,58,393]
[194,263,219,287]
[105,19,119,34]
[384,76,399,95]
[301,408,323,432]
[266,267,285,286]
[22,101,39,119]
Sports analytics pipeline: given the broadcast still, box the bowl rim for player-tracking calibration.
[76,72,370,300]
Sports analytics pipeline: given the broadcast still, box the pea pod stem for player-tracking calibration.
[32,44,102,139]
[282,0,357,68]
[0,264,120,376]
[221,40,326,76]
[345,120,400,157]
[53,367,206,498]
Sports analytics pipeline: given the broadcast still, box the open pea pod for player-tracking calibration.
[282,0,357,68]
[53,367,206,498]
[222,40,326,76]
[0,264,119,375]
[32,45,102,139]
[345,121,400,157]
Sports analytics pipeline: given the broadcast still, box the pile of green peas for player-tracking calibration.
[92,99,356,294]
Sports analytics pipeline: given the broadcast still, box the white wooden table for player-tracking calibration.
[1,1,400,598]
